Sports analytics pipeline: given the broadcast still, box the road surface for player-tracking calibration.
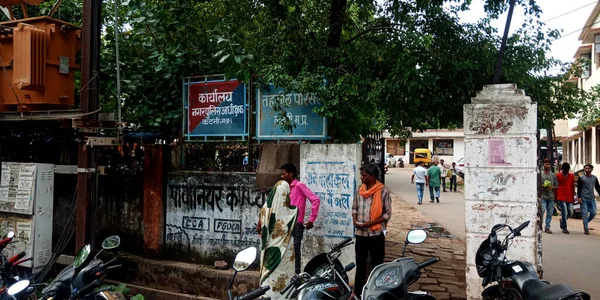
[385,168,600,299]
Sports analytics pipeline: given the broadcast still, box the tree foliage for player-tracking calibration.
[6,0,588,141]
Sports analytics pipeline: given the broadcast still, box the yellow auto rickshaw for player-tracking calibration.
[413,148,432,167]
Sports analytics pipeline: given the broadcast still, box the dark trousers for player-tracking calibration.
[449,175,457,191]
[355,233,385,297]
[292,223,304,274]
[441,177,447,191]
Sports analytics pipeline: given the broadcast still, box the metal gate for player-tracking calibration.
[362,131,385,184]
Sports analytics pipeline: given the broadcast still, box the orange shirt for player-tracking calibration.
[556,172,575,202]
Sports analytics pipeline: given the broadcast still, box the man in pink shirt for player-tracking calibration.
[281,163,321,274]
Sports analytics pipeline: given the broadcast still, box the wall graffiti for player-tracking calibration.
[166,172,265,262]
[302,161,356,239]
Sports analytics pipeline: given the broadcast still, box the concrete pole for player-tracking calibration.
[464,84,538,298]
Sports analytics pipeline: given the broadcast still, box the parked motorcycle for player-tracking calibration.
[281,237,356,300]
[7,235,123,300]
[227,246,270,300]
[476,221,590,300]
[361,229,439,300]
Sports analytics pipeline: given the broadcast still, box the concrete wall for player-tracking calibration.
[464,84,538,299]
[299,144,361,285]
[165,172,266,264]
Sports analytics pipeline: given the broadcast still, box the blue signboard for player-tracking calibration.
[184,79,247,140]
[257,85,327,140]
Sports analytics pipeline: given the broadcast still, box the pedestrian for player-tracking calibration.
[427,160,441,203]
[440,159,447,192]
[577,163,600,235]
[539,159,558,233]
[352,164,392,298]
[411,161,428,205]
[556,162,575,234]
[449,162,458,192]
[280,163,321,274]
[242,152,249,171]
[256,180,297,297]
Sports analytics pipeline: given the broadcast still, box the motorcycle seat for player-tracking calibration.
[522,279,578,300]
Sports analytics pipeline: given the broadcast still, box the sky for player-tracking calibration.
[454,0,598,72]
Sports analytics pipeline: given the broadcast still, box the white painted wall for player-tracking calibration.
[300,144,361,285]
[464,84,538,299]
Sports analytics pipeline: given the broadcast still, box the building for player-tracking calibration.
[558,2,600,176]
[384,129,464,166]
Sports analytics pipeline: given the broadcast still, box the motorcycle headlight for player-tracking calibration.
[375,269,399,287]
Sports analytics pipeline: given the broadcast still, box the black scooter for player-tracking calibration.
[476,221,590,300]
[281,237,356,300]
[361,229,439,300]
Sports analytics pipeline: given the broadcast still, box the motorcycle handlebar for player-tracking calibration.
[333,237,353,251]
[418,257,439,270]
[280,276,296,295]
[0,237,12,248]
[7,252,25,265]
[236,285,270,300]
[513,221,530,236]
[71,279,101,299]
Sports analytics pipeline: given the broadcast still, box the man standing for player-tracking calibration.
[411,161,428,205]
[577,163,600,235]
[449,162,458,192]
[352,164,392,297]
[440,159,447,192]
[540,159,558,234]
[556,162,575,234]
[427,160,441,203]
[280,163,321,274]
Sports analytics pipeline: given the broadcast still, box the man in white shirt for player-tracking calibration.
[411,161,428,205]
[439,159,447,192]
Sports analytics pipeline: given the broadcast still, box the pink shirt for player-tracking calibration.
[290,179,321,224]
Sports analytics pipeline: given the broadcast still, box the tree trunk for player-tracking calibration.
[327,0,348,48]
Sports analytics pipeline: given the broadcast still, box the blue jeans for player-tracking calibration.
[416,183,425,203]
[558,201,574,230]
[581,200,597,231]
[542,199,554,230]
[429,186,440,201]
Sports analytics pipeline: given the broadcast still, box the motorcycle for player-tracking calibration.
[227,246,270,300]
[7,235,123,300]
[361,229,439,300]
[476,221,590,300]
[280,237,356,300]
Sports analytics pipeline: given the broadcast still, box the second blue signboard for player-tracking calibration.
[256,84,327,140]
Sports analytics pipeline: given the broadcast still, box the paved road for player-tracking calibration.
[385,168,600,299]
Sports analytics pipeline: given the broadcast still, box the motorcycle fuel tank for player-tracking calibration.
[292,278,342,300]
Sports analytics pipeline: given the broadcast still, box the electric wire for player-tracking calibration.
[542,1,598,23]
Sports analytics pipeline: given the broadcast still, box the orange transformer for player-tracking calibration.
[0,8,81,112]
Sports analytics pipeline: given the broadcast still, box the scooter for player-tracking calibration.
[361,229,439,300]
[476,221,590,300]
[280,238,356,299]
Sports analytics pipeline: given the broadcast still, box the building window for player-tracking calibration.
[386,140,405,156]
[434,139,454,155]
[575,140,579,164]
[585,130,592,164]
[582,53,591,79]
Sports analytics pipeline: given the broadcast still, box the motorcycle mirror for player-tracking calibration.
[7,280,29,296]
[406,229,428,244]
[101,235,121,250]
[3,231,14,239]
[233,247,257,272]
[73,244,91,269]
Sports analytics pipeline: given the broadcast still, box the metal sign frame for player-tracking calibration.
[182,75,248,142]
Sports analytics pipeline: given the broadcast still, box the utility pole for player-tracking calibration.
[76,0,102,251]
[493,0,517,84]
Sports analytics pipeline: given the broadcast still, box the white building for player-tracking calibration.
[558,2,600,176]
[383,129,464,166]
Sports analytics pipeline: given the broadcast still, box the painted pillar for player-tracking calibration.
[592,127,597,166]
[464,84,538,298]
[428,138,434,153]
[143,144,167,256]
